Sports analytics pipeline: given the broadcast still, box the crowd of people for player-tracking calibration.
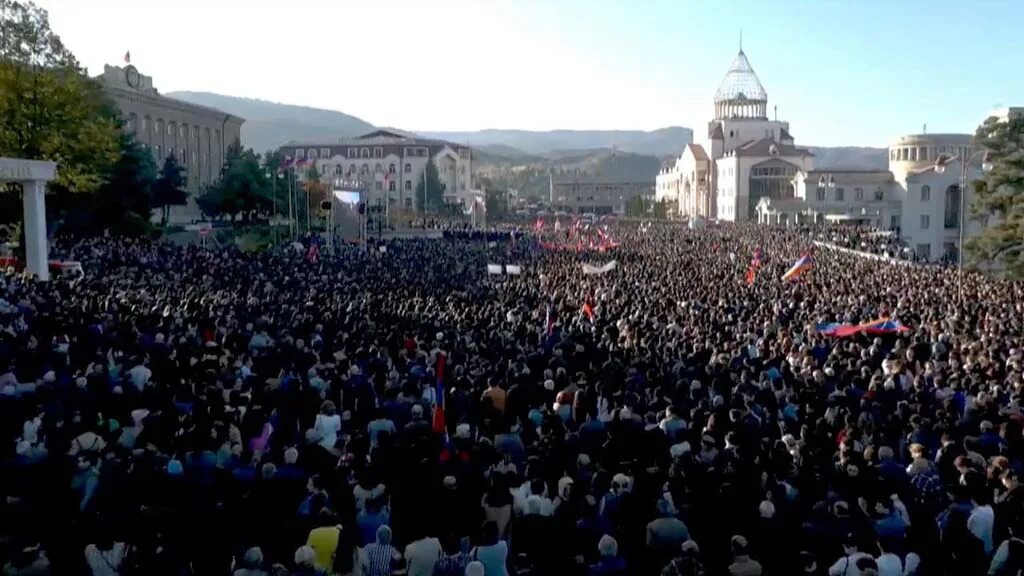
[1,222,1023,576]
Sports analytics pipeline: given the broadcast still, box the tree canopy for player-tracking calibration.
[967,114,1024,278]
[197,143,272,221]
[154,154,188,225]
[0,0,120,195]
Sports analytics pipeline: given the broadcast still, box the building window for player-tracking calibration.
[835,188,845,202]
[375,181,382,191]
[361,163,369,174]
[405,197,412,209]
[142,116,149,132]
[944,184,961,229]
[374,147,383,158]
[388,181,396,192]
[348,148,357,158]
[193,127,199,140]
[295,149,305,160]
[388,163,396,174]
[155,145,162,159]
[405,180,412,191]
[374,163,382,173]
[890,214,900,230]
[874,189,884,201]
[180,125,186,138]
[920,214,930,229]
[916,243,930,260]
[404,163,412,173]
[320,148,330,158]
[854,187,864,201]
[167,123,173,136]
[361,148,370,158]
[920,185,930,202]
[335,165,343,175]
[815,188,826,201]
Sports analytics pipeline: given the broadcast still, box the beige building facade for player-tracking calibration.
[656,49,814,221]
[278,130,472,212]
[96,65,244,193]
[549,176,654,215]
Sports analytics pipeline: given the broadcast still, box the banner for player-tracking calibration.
[487,264,504,275]
[505,265,522,275]
[582,260,618,275]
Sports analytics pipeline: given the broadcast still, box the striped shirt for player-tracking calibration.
[363,543,400,576]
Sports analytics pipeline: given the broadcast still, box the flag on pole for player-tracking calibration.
[781,254,813,281]
[581,295,595,324]
[124,51,131,64]
[533,217,544,232]
[545,296,557,337]
[745,248,763,286]
[432,353,447,434]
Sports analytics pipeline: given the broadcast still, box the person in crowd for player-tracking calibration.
[1,224,1023,575]
[362,526,402,576]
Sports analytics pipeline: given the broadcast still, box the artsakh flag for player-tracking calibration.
[745,248,763,286]
[124,51,131,64]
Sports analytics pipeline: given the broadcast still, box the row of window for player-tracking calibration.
[127,114,218,143]
[890,145,971,162]
[814,187,884,202]
[750,166,795,178]
[295,146,435,161]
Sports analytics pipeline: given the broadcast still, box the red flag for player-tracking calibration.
[745,248,763,286]
[581,295,595,323]
[124,50,131,64]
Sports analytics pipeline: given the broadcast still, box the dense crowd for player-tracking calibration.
[811,226,915,262]
[1,223,1023,576]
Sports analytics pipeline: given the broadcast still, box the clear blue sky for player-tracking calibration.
[43,0,1024,147]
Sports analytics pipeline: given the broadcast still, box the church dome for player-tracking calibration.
[714,50,768,120]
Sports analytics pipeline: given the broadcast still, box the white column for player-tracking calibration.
[23,179,48,281]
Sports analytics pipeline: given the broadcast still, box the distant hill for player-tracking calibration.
[166,91,376,153]
[420,127,693,157]
[164,92,885,172]
[808,146,888,170]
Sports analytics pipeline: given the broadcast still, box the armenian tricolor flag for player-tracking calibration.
[781,254,813,281]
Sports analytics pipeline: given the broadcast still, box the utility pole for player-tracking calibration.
[288,168,294,240]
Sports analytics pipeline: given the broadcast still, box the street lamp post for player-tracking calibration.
[933,147,993,303]
[816,173,835,226]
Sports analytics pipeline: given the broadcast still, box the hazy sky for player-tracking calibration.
[40,0,1024,146]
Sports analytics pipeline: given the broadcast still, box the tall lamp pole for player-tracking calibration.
[934,147,993,303]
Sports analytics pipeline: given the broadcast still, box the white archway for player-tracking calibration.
[0,157,56,281]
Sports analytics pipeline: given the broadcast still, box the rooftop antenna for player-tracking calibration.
[774,105,778,121]
[739,30,743,52]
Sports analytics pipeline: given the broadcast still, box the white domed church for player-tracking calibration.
[656,48,814,221]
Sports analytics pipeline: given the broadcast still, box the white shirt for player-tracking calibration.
[85,543,126,576]
[876,553,902,576]
[968,504,995,555]
[314,413,342,450]
[403,537,442,576]
[128,364,152,391]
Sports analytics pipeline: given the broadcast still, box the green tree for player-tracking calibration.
[415,158,444,212]
[652,199,668,220]
[92,134,157,234]
[626,195,650,218]
[153,154,187,225]
[198,143,271,222]
[967,114,1024,277]
[485,188,509,221]
[0,0,120,198]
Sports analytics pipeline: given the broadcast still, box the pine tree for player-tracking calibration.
[415,158,444,212]
[967,114,1024,278]
[154,155,187,225]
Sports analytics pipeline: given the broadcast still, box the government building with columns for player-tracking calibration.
[95,65,244,193]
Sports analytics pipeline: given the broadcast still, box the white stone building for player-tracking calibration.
[656,48,814,221]
[278,130,472,212]
[757,133,988,262]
